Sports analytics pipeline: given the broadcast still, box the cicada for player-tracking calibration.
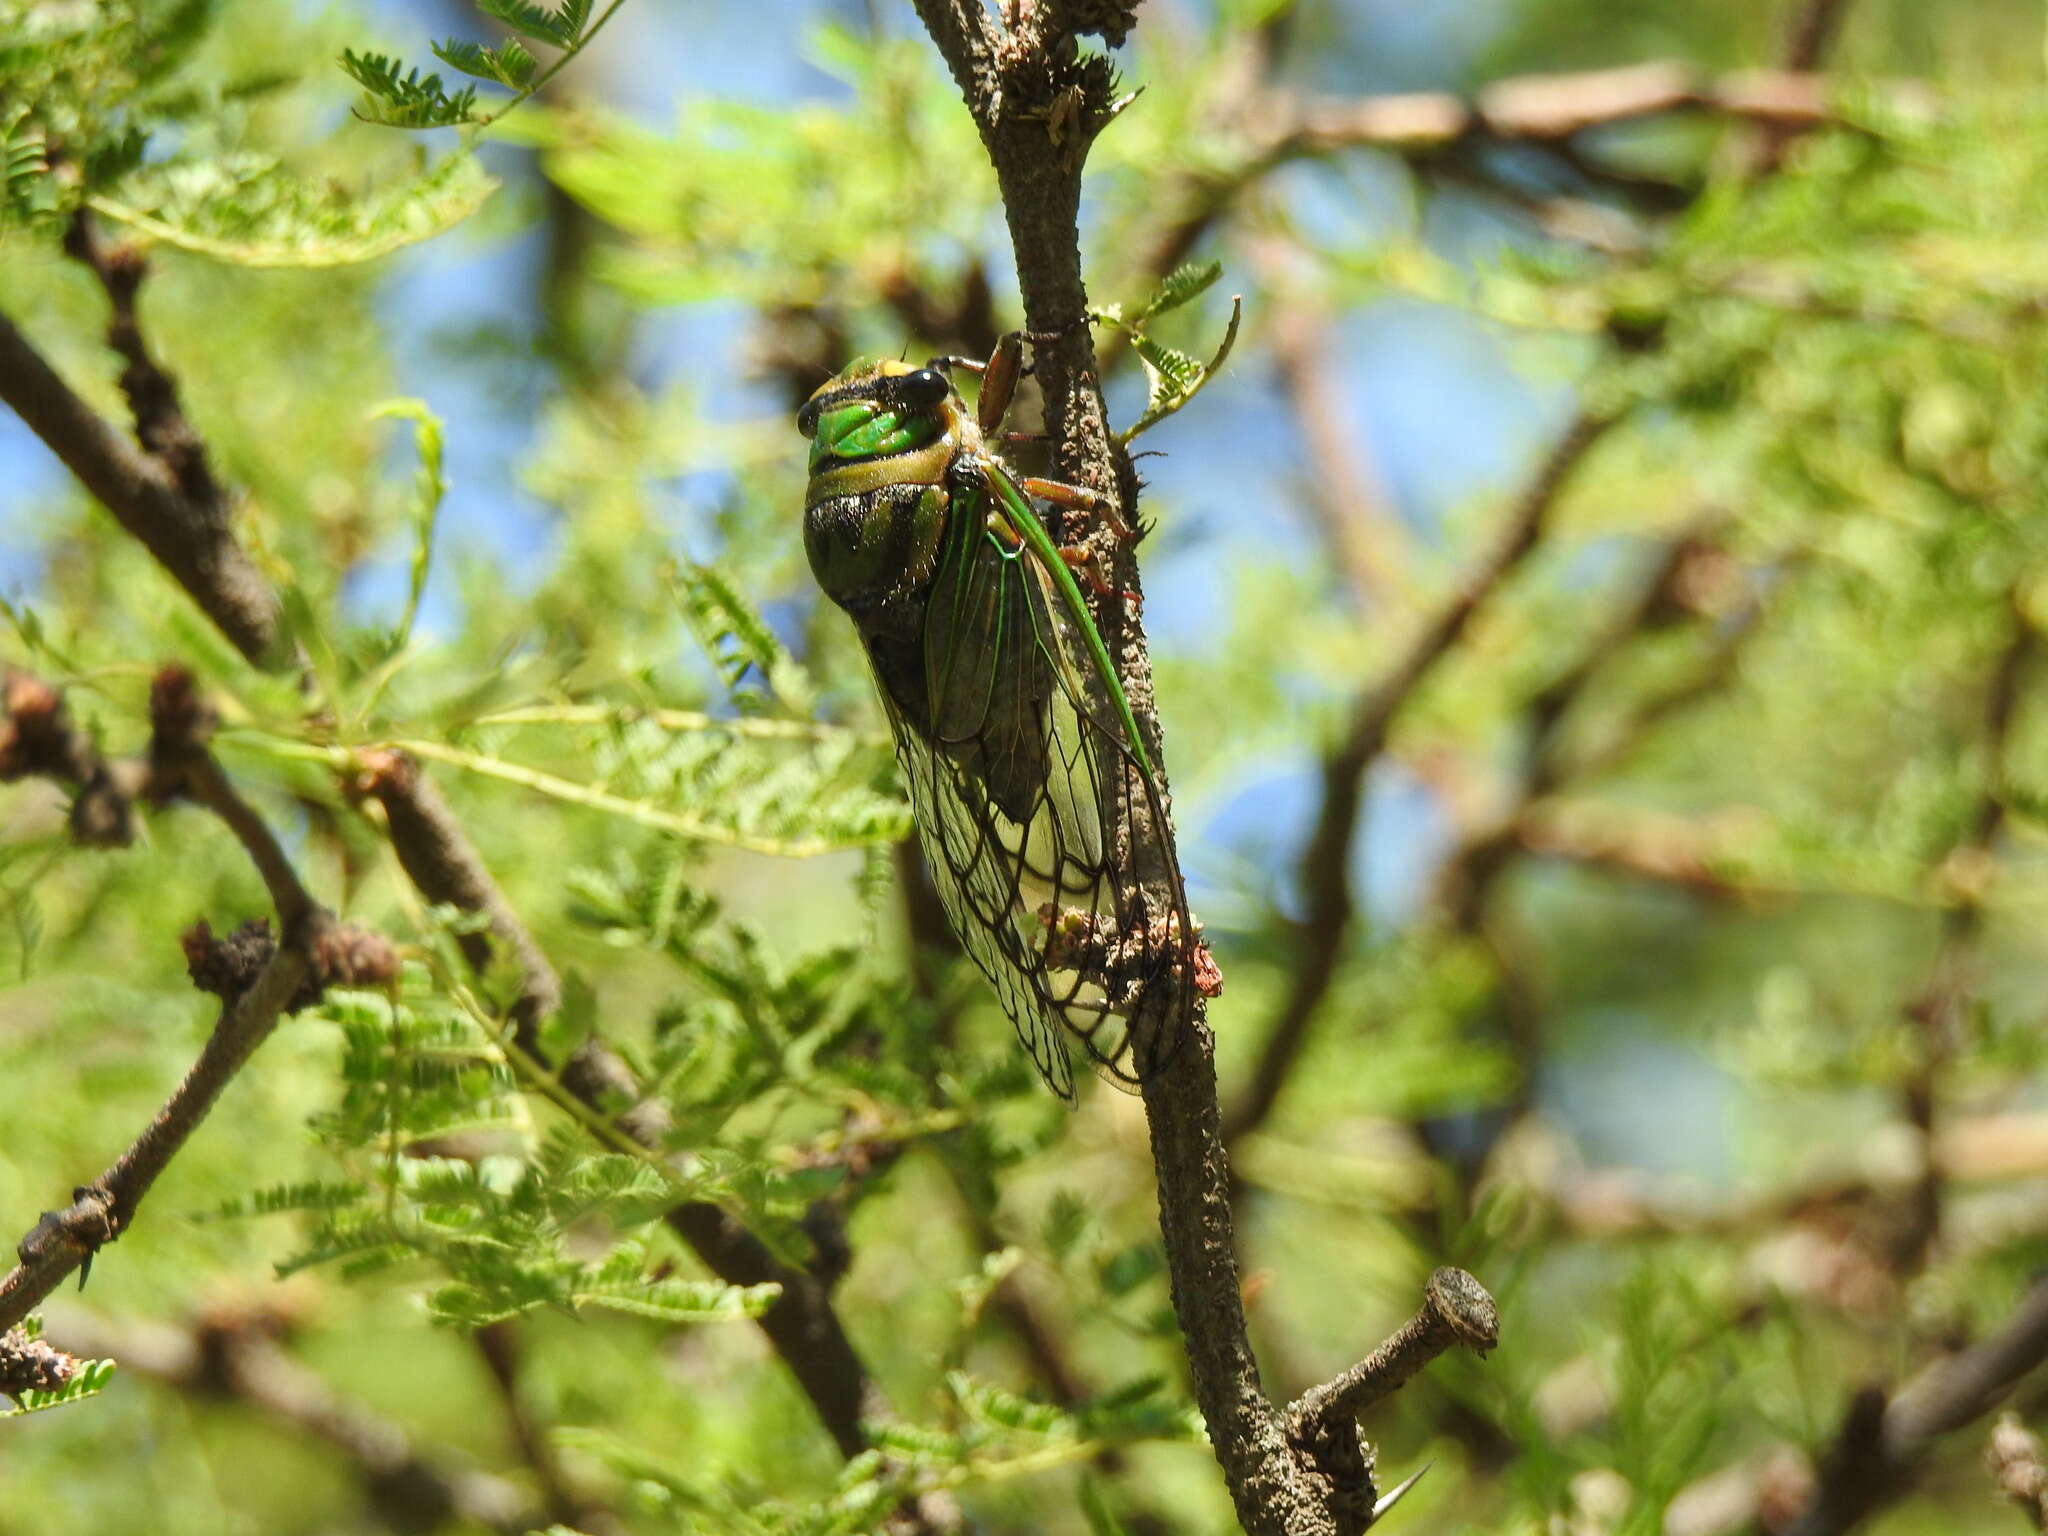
[797,333,1203,1101]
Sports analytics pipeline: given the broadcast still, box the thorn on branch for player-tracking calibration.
[15,1187,117,1282]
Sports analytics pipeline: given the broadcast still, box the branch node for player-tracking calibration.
[16,1186,117,1271]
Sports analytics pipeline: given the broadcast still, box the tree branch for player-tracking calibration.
[909,6,1504,1530]
[1121,55,1917,328]
[1784,1274,2048,1536]
[1889,609,2031,1274]
[351,747,924,1495]
[1225,408,1615,1147]
[0,286,281,666]
[1743,0,1861,174]
[1290,1267,1499,1428]
[0,670,391,1337]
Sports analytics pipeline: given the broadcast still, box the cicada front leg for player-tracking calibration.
[929,332,1026,437]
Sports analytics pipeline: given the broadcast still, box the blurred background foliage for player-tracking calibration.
[6,0,2048,1532]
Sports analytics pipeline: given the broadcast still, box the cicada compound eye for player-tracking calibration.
[895,368,950,408]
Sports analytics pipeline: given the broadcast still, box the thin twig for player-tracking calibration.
[1743,0,1860,174]
[0,304,280,665]
[1288,1267,1500,1427]
[1225,408,1615,1147]
[0,670,391,1336]
[1890,611,2032,1274]
[0,943,311,1333]
[474,1321,587,1528]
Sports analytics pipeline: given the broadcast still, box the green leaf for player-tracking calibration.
[367,398,448,665]
[88,152,497,267]
[1042,1189,1093,1261]
[205,1180,368,1221]
[0,105,52,223]
[1118,293,1242,444]
[478,0,590,47]
[1139,259,1223,321]
[0,1357,117,1418]
[573,1277,781,1323]
[670,562,820,717]
[339,49,480,129]
[431,38,539,89]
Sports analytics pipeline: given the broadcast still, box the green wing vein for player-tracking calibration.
[874,461,1191,1100]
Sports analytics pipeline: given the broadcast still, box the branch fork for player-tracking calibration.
[0,667,395,1334]
[1283,1268,1501,1533]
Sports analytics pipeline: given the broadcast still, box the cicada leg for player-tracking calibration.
[1008,475,1138,605]
[1055,545,1139,607]
[1020,476,1134,543]
[929,332,1026,437]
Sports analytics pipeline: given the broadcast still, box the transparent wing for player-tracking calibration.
[873,464,1192,1099]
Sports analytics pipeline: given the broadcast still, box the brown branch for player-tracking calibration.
[63,212,229,515]
[45,1308,538,1534]
[911,4,1313,1531]
[1224,408,1615,1147]
[0,670,391,1337]
[1277,1269,1498,1534]
[0,942,310,1334]
[1743,0,1860,174]
[1783,0,1859,71]
[910,6,1512,1531]
[1124,57,1900,307]
[1289,1268,1499,1429]
[0,305,280,666]
[1783,1276,2048,1536]
[473,1321,593,1530]
[1275,63,1898,159]
[357,749,561,1048]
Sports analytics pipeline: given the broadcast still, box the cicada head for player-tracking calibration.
[797,359,969,499]
[799,359,969,622]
